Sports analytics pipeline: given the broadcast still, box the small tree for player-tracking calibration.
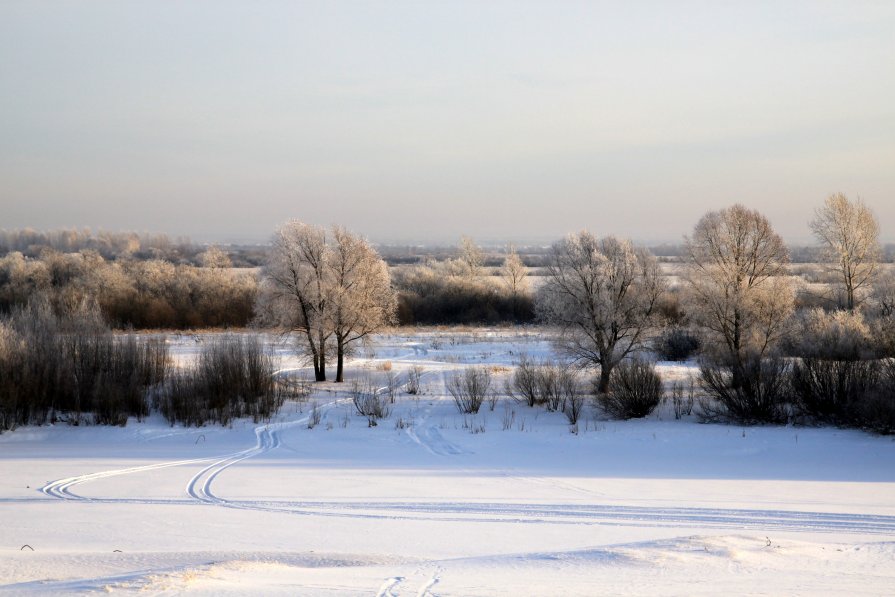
[810,193,881,311]
[684,205,794,385]
[537,233,664,393]
[199,245,232,270]
[257,222,330,381]
[257,221,396,382]
[328,227,398,382]
[502,246,528,320]
[458,236,485,278]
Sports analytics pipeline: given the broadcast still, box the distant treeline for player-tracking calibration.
[2,228,893,330]
[0,250,256,328]
[0,229,267,267]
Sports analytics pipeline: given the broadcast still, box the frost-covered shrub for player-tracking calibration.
[655,327,700,361]
[510,356,581,412]
[697,357,790,424]
[405,365,424,395]
[598,359,663,419]
[447,367,492,414]
[0,300,168,431]
[868,273,895,358]
[510,355,541,407]
[791,358,880,425]
[563,393,585,425]
[784,308,892,429]
[351,379,390,425]
[0,250,257,329]
[788,308,873,361]
[394,266,534,325]
[857,360,895,434]
[159,335,281,426]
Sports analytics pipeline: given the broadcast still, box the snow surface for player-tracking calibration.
[1,328,894,596]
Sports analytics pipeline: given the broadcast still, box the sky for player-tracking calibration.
[1,1,894,245]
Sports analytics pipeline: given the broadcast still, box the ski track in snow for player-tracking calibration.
[37,396,895,536]
[35,341,895,543]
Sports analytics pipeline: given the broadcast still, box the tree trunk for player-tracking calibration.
[597,364,612,394]
[316,330,327,381]
[306,332,326,382]
[731,309,742,388]
[335,342,345,383]
[312,353,325,382]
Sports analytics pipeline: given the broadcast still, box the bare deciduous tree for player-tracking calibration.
[458,236,484,278]
[328,227,397,382]
[501,245,528,319]
[684,204,794,383]
[536,233,664,393]
[256,221,396,382]
[199,245,232,270]
[810,193,881,311]
[257,221,330,381]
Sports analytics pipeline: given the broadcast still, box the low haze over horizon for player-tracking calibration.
[2,1,894,244]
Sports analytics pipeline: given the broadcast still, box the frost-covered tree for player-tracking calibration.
[501,246,528,296]
[810,193,881,311]
[537,233,664,393]
[328,227,397,382]
[257,221,396,382]
[684,204,794,383]
[199,245,232,270]
[501,246,528,319]
[458,236,484,278]
[257,222,331,381]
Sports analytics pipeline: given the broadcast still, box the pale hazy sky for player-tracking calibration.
[2,1,893,244]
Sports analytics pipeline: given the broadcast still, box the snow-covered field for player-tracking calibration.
[2,329,894,596]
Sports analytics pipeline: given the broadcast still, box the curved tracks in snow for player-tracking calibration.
[38,413,895,537]
[37,350,895,538]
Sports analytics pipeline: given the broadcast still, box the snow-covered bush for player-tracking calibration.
[350,379,391,425]
[509,356,581,412]
[159,335,281,426]
[405,365,424,395]
[697,357,790,424]
[0,250,257,330]
[393,264,534,325]
[654,327,700,361]
[791,358,880,425]
[857,359,895,434]
[447,367,492,414]
[0,299,168,431]
[788,308,873,361]
[598,359,663,419]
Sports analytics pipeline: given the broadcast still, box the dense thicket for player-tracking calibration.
[598,359,664,419]
[0,228,198,262]
[0,301,168,431]
[393,266,535,325]
[0,251,256,328]
[157,335,284,426]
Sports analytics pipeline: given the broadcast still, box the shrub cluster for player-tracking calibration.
[158,335,283,426]
[394,266,534,325]
[350,379,392,425]
[0,301,168,431]
[654,327,700,361]
[447,367,493,414]
[694,309,895,432]
[598,359,663,419]
[509,357,586,423]
[0,228,198,262]
[697,357,790,424]
[0,251,256,329]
